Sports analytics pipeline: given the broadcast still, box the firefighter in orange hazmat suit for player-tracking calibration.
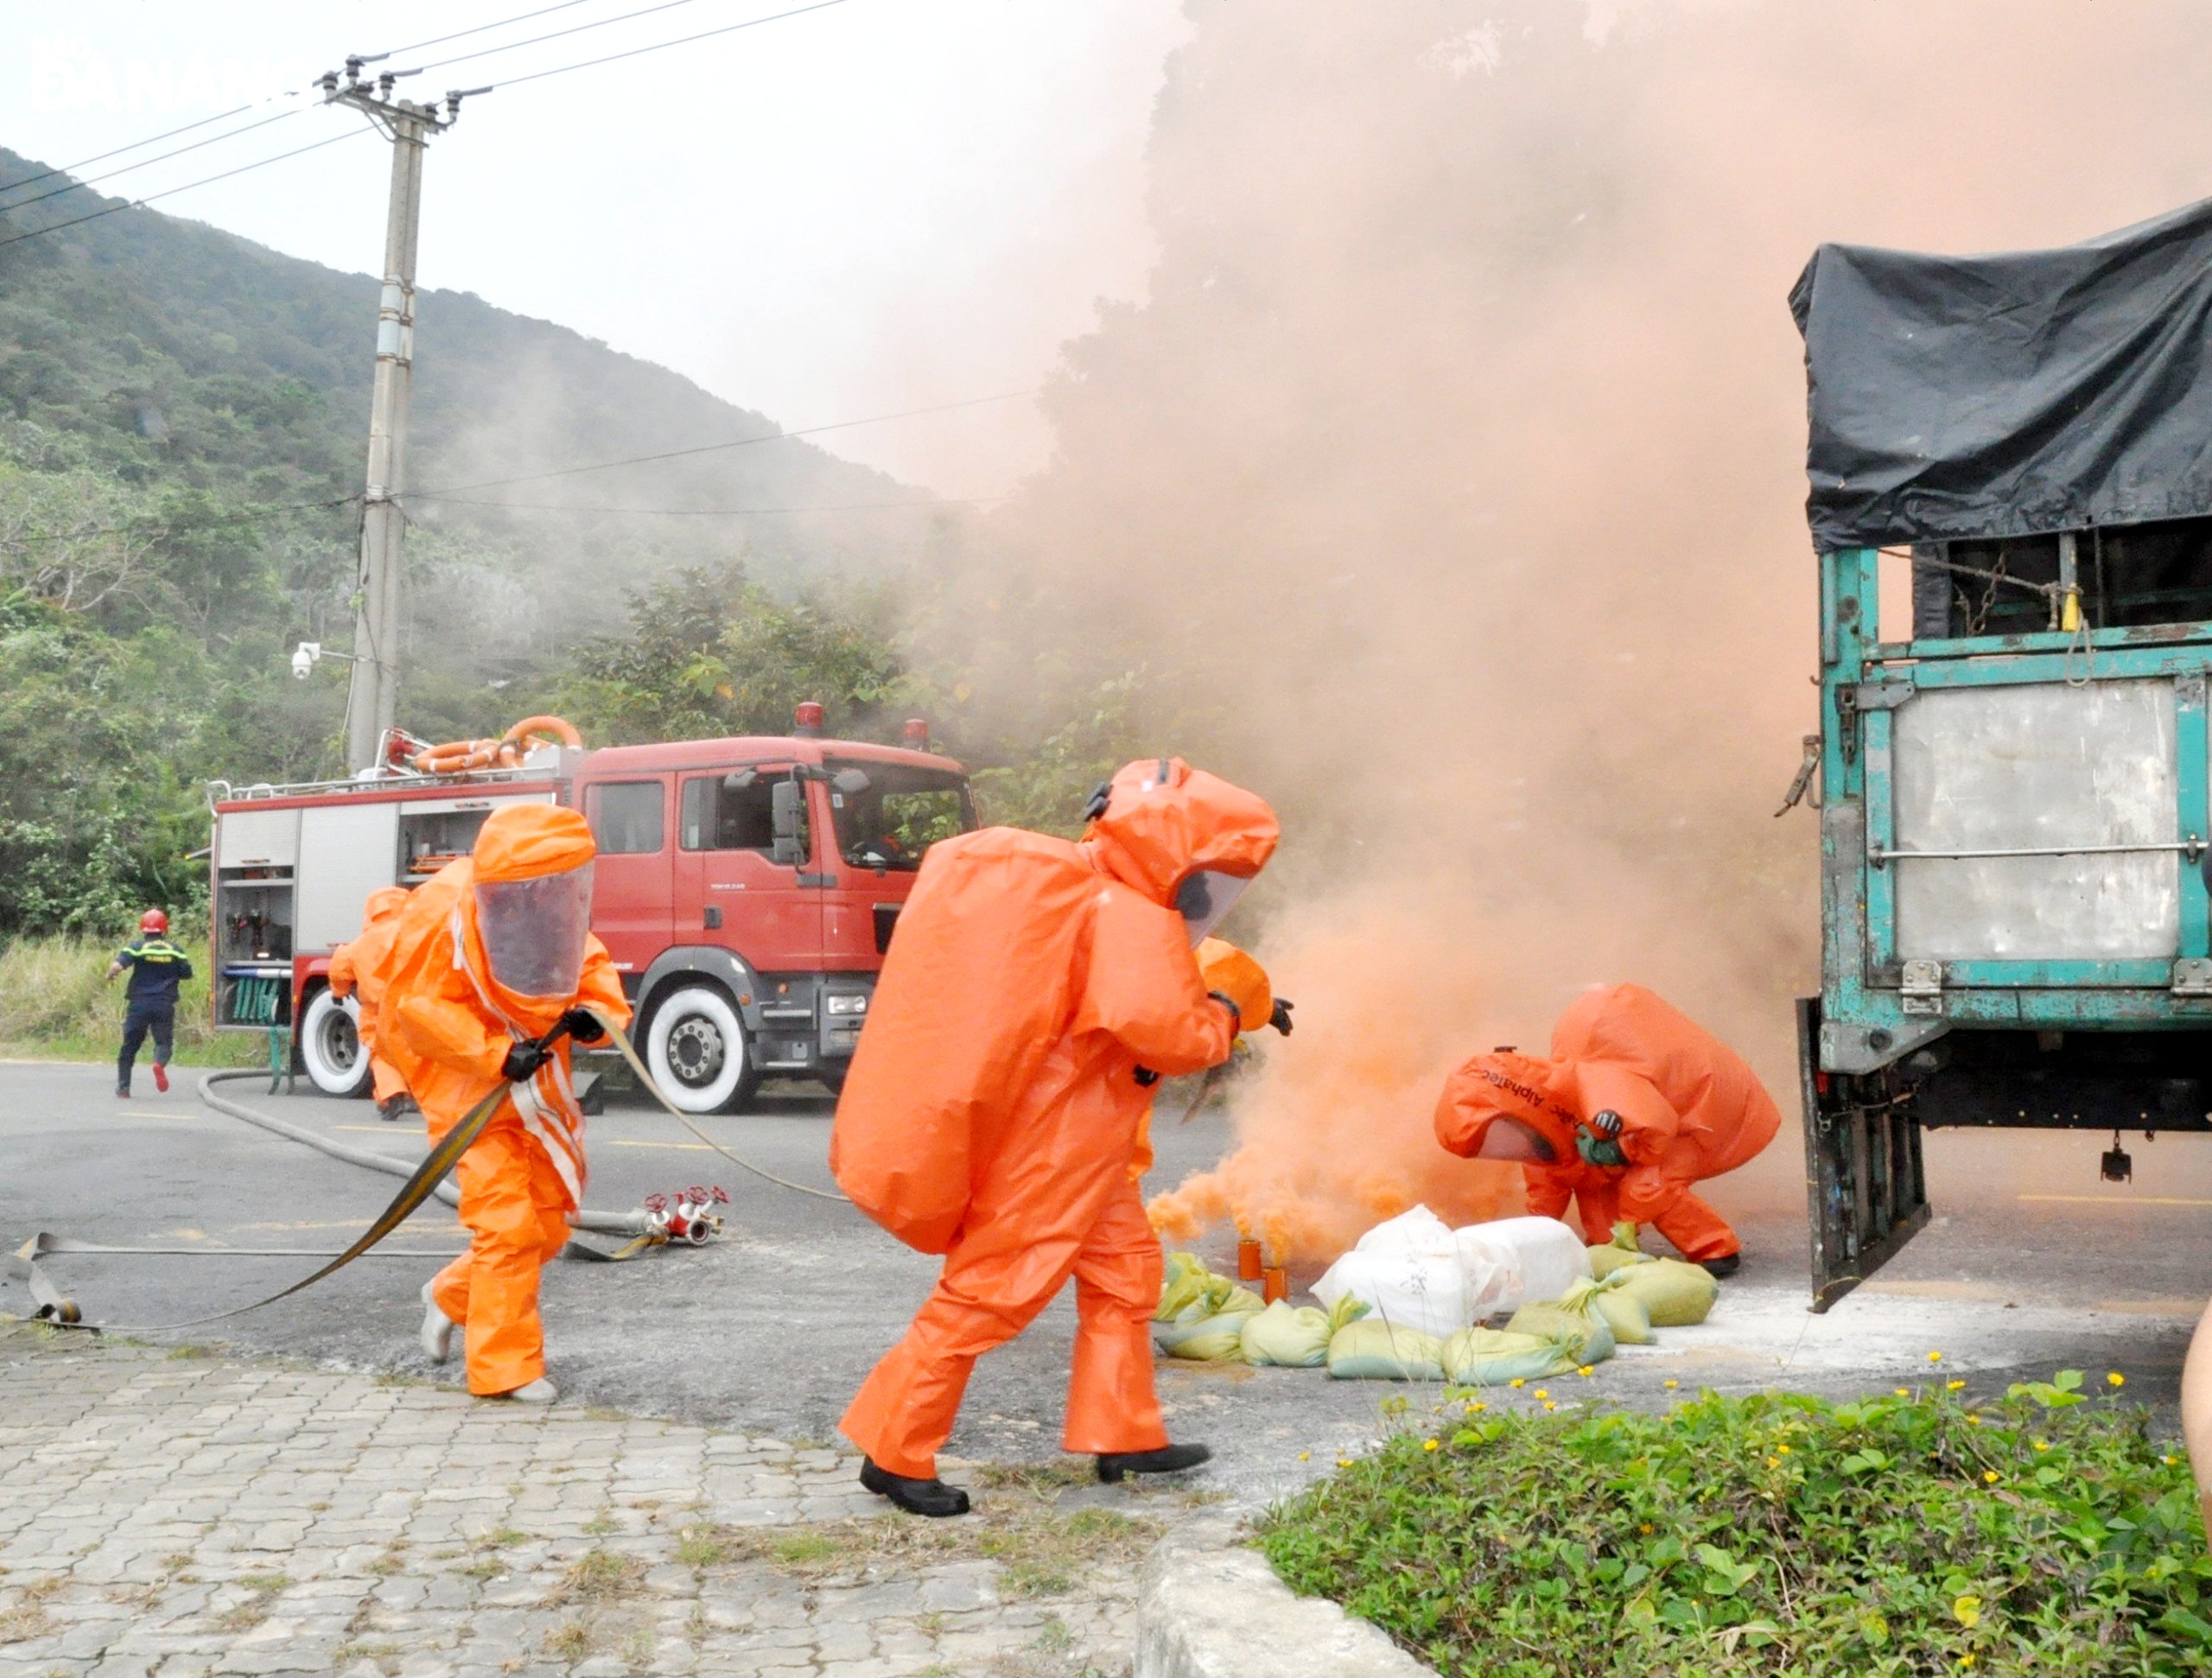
[328,886,416,1121]
[377,805,630,1401]
[832,757,1283,1516]
[1434,983,1779,1274]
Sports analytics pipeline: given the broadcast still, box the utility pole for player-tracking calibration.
[320,60,485,772]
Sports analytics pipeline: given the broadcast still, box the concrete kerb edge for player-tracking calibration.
[1133,1515,1437,1678]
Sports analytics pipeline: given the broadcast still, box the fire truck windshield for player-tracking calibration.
[827,762,976,872]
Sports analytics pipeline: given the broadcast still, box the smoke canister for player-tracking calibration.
[1262,1266,1287,1303]
[1236,1236,1262,1281]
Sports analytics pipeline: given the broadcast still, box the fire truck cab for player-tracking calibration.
[207,708,974,1113]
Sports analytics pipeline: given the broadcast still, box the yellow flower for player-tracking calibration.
[1297,1451,1310,1461]
[1422,1439,1440,1452]
[1764,1456,1780,1469]
[2033,1441,2050,1452]
[1895,1388,1912,1398]
[1470,1402,1488,1413]
[1946,1379,1966,1391]
[2107,1371,2126,1389]
[1663,1379,1679,1390]
[1510,1378,1525,1389]
[1337,1459,1354,1468]
[1578,1365,1594,1378]
[2164,1454,2178,1466]
[1542,1402,1556,1412]
[1535,1389,1549,1400]
[1982,1470,1999,1484]
[1967,1414,1981,1427]
[1953,1593,1982,1629]
[1638,1522,1655,1535]
[1777,1444,1790,1455]
[1959,1656,1976,1669]
[1928,1351,1944,1363]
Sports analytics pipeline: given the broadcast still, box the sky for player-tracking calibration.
[2,0,1193,498]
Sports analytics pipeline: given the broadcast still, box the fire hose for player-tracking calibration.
[9,1007,845,1332]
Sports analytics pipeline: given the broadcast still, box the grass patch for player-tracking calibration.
[0,1602,55,1645]
[0,927,261,1066]
[971,1459,1095,1497]
[545,1548,645,1607]
[542,1617,594,1659]
[675,1525,728,1567]
[1260,1371,2212,1675]
[698,1501,1159,1597]
[331,1641,398,1667]
[211,1572,291,1633]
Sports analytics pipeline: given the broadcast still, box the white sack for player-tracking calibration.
[1451,1216,1592,1317]
[1311,1205,1475,1338]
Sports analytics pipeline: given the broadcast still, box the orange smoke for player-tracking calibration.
[1146,879,1525,1266]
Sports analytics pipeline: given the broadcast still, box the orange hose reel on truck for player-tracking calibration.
[409,716,583,776]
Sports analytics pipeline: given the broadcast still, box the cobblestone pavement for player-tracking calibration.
[0,1327,1192,1678]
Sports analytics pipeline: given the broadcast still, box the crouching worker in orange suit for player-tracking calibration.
[377,805,630,1402]
[832,757,1287,1516]
[328,886,417,1122]
[1434,983,1780,1276]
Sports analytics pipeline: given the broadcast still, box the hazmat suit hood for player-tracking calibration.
[1434,1051,1582,1165]
[458,804,598,1034]
[1082,757,1280,919]
[360,886,410,930]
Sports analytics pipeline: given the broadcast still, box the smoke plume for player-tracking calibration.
[938,0,2212,1262]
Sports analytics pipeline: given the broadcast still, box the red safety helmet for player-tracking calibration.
[139,909,168,935]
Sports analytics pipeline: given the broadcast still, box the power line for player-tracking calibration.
[406,0,719,75]
[486,0,855,92]
[410,389,1038,496]
[0,105,307,215]
[0,104,258,198]
[364,0,605,60]
[0,496,360,550]
[0,126,372,253]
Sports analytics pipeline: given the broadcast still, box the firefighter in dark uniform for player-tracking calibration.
[107,909,193,1096]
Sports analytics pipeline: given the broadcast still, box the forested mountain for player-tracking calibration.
[0,145,979,931]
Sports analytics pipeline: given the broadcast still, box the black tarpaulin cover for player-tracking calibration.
[1792,197,2212,551]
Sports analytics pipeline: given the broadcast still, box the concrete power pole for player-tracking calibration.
[321,62,483,772]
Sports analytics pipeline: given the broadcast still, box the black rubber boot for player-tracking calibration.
[860,1457,970,1517]
[1096,1443,1211,1484]
[1699,1253,1743,1279]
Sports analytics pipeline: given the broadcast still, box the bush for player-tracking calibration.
[1259,1373,2212,1675]
[0,926,257,1065]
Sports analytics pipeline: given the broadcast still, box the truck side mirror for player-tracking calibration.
[770,779,805,868]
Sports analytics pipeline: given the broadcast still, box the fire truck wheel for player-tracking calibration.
[644,983,760,1115]
[299,987,374,1099]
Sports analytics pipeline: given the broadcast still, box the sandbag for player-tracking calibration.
[1452,1215,1592,1314]
[1239,1294,1368,1368]
[1505,1277,1617,1364]
[1591,1277,1654,1345]
[1313,1205,1477,1337]
[1612,1255,1719,1326]
[1587,1219,1654,1280]
[1440,1326,1578,1386]
[1155,1311,1256,1361]
[1153,1253,1263,1359]
[1326,1319,1446,1382]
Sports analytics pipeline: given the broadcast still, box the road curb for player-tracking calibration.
[1133,1515,1436,1678]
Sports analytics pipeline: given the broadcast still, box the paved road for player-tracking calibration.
[4,1059,2208,1510]
[0,1326,1168,1678]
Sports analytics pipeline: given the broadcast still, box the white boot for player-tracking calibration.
[502,1378,558,1404]
[419,1283,456,1364]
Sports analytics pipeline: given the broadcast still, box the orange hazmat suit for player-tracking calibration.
[328,885,412,1106]
[1434,983,1779,1262]
[834,757,1279,1480]
[378,805,630,1395]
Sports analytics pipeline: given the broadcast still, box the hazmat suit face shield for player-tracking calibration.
[1174,869,1252,946]
[473,861,594,1001]
[1472,1115,1557,1162]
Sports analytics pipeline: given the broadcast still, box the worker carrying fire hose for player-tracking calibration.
[375,804,630,1402]
[832,756,1286,1516]
[1433,983,1779,1277]
[327,886,417,1122]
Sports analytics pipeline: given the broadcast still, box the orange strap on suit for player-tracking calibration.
[378,806,629,1395]
[836,757,1278,1478]
[1435,983,1780,1262]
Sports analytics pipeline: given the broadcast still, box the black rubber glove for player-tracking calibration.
[1268,998,1295,1036]
[1576,1128,1628,1168]
[501,1040,550,1083]
[1206,990,1244,1031]
[557,1007,606,1045]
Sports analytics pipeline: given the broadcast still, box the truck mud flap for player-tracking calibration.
[1799,997,1931,1313]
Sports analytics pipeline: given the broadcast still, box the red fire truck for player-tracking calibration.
[207,704,974,1113]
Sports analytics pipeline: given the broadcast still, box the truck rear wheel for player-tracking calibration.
[299,988,373,1099]
[645,983,760,1115]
